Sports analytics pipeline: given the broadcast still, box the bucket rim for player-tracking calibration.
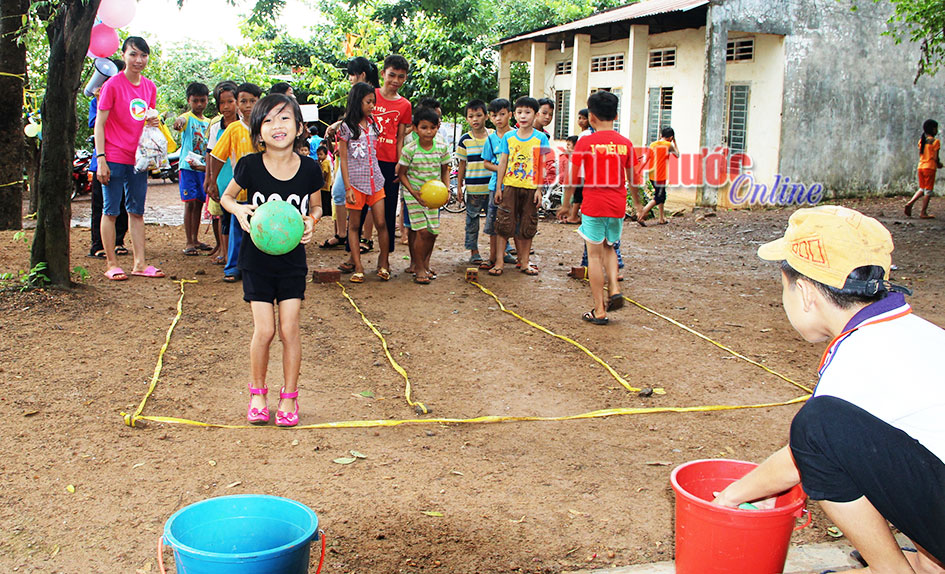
[163,494,318,561]
[670,458,806,516]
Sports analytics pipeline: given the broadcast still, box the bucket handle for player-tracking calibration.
[157,530,326,574]
[794,508,812,531]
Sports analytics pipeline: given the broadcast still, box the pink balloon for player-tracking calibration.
[97,0,136,29]
[88,24,119,59]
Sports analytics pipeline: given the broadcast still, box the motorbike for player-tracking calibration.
[150,149,180,183]
[72,147,93,200]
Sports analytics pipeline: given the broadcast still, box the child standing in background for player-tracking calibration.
[638,126,679,225]
[905,119,941,219]
[456,99,492,265]
[316,145,333,229]
[204,81,239,266]
[174,82,211,256]
[220,94,323,427]
[481,98,516,270]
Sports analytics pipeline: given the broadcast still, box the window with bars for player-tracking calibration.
[555,60,572,75]
[646,87,673,145]
[648,48,676,68]
[590,54,624,72]
[554,90,571,140]
[723,84,750,155]
[726,38,754,62]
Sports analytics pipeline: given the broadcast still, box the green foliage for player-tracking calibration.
[873,0,945,80]
[0,261,50,291]
[72,265,90,281]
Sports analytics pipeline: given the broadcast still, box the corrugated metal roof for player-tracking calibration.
[498,0,710,45]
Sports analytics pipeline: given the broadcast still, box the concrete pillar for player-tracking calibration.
[697,5,728,208]
[569,33,591,137]
[499,46,512,100]
[625,24,649,142]
[529,41,547,98]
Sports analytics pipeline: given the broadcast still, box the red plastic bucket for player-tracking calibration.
[671,459,810,574]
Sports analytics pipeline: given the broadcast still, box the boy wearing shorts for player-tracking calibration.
[714,205,945,573]
[397,107,451,284]
[457,99,492,264]
[492,96,550,276]
[480,98,515,270]
[565,91,639,324]
[638,126,679,225]
[174,82,211,255]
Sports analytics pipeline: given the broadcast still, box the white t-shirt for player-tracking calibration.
[815,293,945,462]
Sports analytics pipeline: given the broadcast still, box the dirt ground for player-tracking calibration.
[1,183,943,574]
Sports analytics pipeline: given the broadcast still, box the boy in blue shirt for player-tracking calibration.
[481,98,516,270]
[173,82,211,255]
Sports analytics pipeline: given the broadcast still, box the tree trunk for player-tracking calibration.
[0,0,29,230]
[30,0,100,286]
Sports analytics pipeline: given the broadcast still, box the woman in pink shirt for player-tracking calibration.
[94,36,164,281]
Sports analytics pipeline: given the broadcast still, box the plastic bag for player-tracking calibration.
[135,109,169,173]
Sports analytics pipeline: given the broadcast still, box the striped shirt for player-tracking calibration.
[398,138,451,193]
[457,131,492,195]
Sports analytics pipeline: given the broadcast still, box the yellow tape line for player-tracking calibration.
[0,179,25,188]
[337,282,429,414]
[468,281,656,394]
[126,394,810,429]
[619,295,814,395]
[121,280,198,427]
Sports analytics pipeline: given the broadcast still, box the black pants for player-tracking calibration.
[346,161,399,253]
[89,175,128,254]
[790,396,945,562]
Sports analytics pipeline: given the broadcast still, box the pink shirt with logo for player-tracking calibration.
[98,72,157,165]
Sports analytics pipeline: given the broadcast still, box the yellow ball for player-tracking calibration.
[419,180,449,209]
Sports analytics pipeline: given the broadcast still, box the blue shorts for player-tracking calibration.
[179,169,206,202]
[578,214,623,246]
[331,171,346,206]
[103,162,148,216]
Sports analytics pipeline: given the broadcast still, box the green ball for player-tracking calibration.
[250,200,305,256]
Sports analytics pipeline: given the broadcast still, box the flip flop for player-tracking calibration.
[211,256,225,265]
[338,261,355,273]
[87,250,106,259]
[223,274,240,283]
[606,293,625,312]
[582,310,609,325]
[470,254,484,264]
[413,275,431,284]
[114,246,129,256]
[503,254,517,264]
[130,265,165,278]
[183,247,199,256]
[377,268,391,281]
[488,267,503,276]
[104,267,127,281]
[521,266,539,276]
[196,243,213,251]
[349,272,365,283]
[479,260,495,270]
[637,219,647,227]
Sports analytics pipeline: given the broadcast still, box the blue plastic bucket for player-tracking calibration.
[161,495,322,574]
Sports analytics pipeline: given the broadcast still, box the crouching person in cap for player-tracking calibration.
[713,205,945,574]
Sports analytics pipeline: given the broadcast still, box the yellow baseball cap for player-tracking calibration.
[757,205,893,289]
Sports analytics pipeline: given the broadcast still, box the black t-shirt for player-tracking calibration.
[233,152,323,277]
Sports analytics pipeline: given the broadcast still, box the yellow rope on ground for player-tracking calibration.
[337,282,429,414]
[121,279,198,427]
[126,394,810,429]
[0,179,25,188]
[468,280,657,394]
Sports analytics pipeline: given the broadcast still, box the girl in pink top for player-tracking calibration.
[94,36,163,281]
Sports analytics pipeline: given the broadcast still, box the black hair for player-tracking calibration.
[661,126,675,138]
[566,135,579,145]
[347,57,380,88]
[249,94,304,152]
[413,106,440,127]
[111,58,126,72]
[186,82,210,99]
[513,96,539,113]
[578,108,589,118]
[465,99,487,116]
[920,119,938,155]
[236,82,263,99]
[308,124,320,136]
[316,145,329,155]
[780,261,889,309]
[122,36,150,55]
[417,97,440,111]
[213,80,238,103]
[383,54,409,73]
[270,82,292,95]
[537,97,554,110]
[587,91,618,122]
[343,82,376,140]
[488,98,511,114]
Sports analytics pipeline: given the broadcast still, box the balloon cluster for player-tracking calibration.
[88,0,136,59]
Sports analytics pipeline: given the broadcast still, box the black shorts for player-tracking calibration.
[790,396,945,562]
[242,270,306,303]
[650,181,666,205]
[573,185,583,204]
[220,205,231,235]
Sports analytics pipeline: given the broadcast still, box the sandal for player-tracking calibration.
[350,272,365,283]
[606,293,624,312]
[338,261,355,273]
[319,234,345,249]
[582,310,609,325]
[130,265,165,278]
[114,245,129,256]
[377,268,391,281]
[247,384,269,424]
[211,255,225,265]
[487,267,503,276]
[520,266,539,276]
[275,388,299,427]
[87,250,106,259]
[413,275,431,284]
[359,239,373,254]
[183,247,199,256]
[479,260,495,270]
[104,267,128,281]
[223,274,240,283]
[196,243,212,251]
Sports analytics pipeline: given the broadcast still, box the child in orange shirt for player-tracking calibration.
[638,126,679,225]
[904,119,941,219]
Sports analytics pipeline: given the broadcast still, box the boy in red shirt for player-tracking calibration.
[564,91,640,325]
[372,55,412,253]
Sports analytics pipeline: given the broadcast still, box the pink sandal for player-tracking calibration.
[247,384,269,424]
[276,388,299,427]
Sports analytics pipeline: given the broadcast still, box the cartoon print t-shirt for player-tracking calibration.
[498,130,550,190]
[232,152,323,277]
[179,112,210,171]
[97,72,157,165]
